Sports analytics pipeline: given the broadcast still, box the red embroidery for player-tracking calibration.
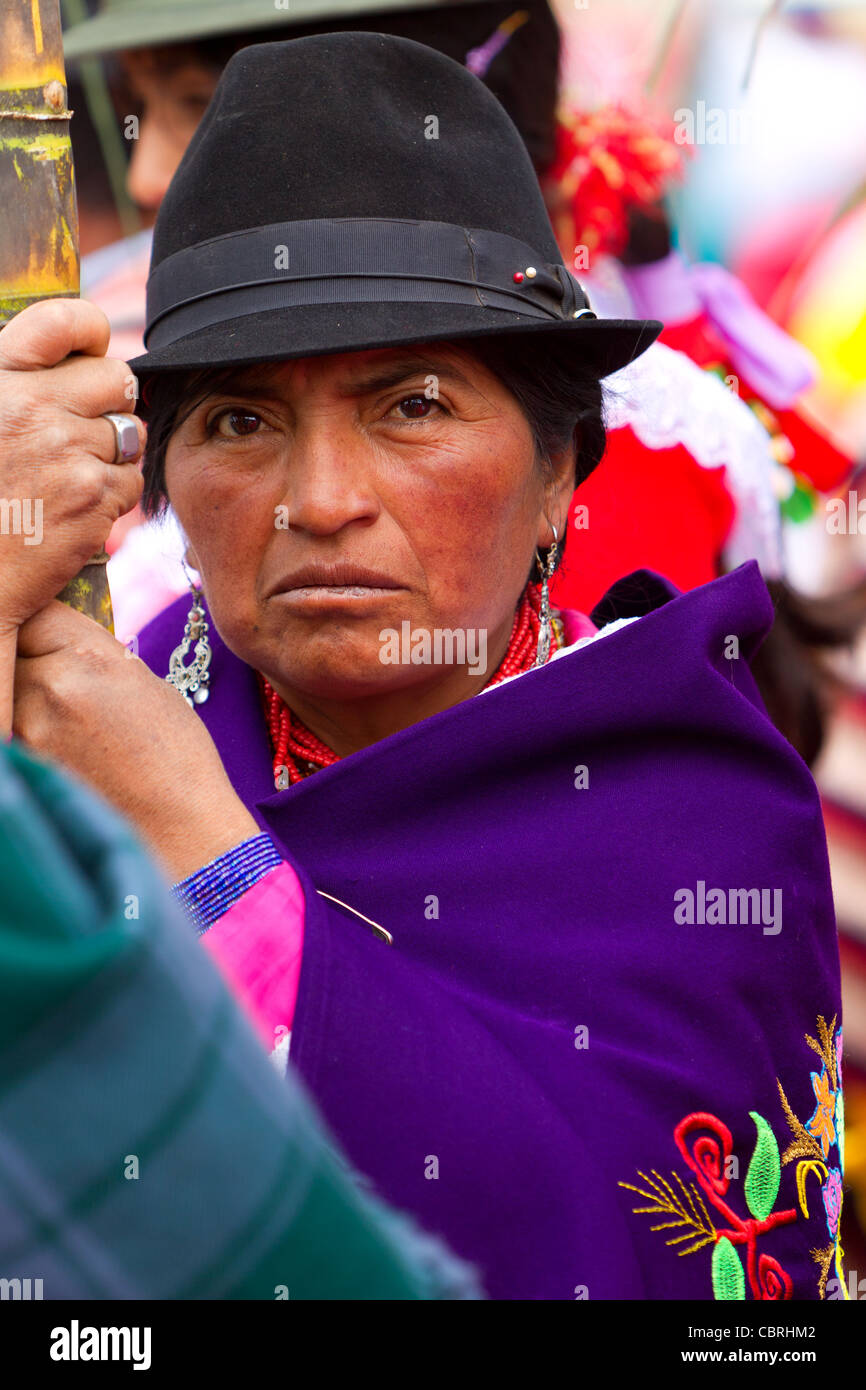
[674,1111,796,1300]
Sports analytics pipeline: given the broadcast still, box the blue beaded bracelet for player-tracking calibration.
[172,832,283,935]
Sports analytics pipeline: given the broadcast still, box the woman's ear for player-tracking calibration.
[536,444,575,548]
[183,544,201,572]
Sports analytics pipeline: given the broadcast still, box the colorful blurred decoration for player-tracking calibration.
[465,8,529,76]
[784,197,866,460]
[658,289,852,517]
[545,103,686,259]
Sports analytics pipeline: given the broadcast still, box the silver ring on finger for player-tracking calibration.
[102,412,140,464]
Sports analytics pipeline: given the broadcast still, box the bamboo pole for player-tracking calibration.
[0,0,114,631]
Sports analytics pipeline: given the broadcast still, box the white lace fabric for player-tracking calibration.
[603,341,784,579]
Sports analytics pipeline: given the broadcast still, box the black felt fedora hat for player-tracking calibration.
[129,32,661,385]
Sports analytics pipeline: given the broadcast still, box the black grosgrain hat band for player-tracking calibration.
[144,216,595,350]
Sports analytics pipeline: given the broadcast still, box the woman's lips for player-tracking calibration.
[279,583,398,598]
[271,582,405,609]
[267,566,402,598]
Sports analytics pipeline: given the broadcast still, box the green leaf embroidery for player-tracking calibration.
[744,1111,781,1222]
[712,1236,745,1300]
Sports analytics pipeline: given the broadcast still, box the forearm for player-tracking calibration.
[147,792,261,882]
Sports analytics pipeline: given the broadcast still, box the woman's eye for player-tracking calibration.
[392,395,436,420]
[211,409,264,438]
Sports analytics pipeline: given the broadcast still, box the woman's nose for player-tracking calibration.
[126,119,183,214]
[281,432,381,537]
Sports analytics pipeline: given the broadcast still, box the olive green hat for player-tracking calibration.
[62,0,494,59]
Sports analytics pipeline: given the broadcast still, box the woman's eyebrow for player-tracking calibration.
[195,358,474,404]
[197,380,285,403]
[338,359,474,396]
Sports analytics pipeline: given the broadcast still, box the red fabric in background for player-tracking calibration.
[551,424,735,616]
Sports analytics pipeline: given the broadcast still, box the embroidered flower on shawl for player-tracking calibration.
[619,1110,797,1301]
[619,1014,847,1300]
[776,1016,846,1298]
[834,1028,845,1170]
[807,1068,836,1159]
[822,1169,842,1238]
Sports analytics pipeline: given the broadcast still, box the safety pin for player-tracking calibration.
[316,890,394,945]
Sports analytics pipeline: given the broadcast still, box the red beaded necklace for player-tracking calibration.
[260,583,559,786]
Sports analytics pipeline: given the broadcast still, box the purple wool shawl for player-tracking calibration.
[138,561,843,1301]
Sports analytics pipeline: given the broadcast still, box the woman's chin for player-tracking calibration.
[231,608,484,701]
[271,661,445,702]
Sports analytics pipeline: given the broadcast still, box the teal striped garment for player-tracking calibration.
[0,740,481,1300]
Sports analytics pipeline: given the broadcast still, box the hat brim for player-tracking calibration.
[63,0,496,60]
[129,301,662,395]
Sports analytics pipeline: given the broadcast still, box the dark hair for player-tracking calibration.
[139,335,607,575]
[750,575,866,768]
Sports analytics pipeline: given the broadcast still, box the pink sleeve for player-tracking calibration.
[200,861,305,1054]
[560,608,597,645]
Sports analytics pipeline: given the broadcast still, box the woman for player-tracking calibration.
[4,34,845,1299]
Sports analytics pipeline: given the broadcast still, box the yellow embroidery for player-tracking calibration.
[619,1168,717,1257]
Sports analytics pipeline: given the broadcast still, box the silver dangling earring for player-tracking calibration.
[166,565,212,706]
[534,522,559,668]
